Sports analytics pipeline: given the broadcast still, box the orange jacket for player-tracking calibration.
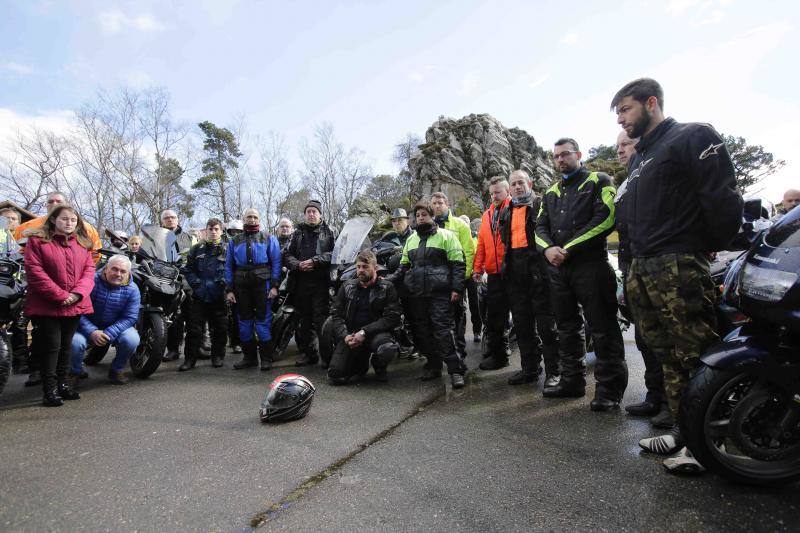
[15,215,103,263]
[473,198,510,276]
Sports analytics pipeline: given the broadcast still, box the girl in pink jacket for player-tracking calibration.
[24,205,95,406]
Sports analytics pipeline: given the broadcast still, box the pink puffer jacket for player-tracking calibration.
[24,234,95,317]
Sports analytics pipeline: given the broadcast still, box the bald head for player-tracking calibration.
[783,189,800,213]
[616,130,639,167]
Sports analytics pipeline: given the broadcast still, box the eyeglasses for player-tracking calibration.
[553,150,577,160]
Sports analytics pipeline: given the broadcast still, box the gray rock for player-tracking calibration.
[410,114,554,204]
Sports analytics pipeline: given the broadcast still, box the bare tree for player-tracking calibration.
[299,123,372,227]
[254,131,293,230]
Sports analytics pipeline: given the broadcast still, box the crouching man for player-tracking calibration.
[328,250,401,385]
[70,254,140,385]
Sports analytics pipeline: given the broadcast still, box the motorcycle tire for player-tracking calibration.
[0,337,10,396]
[83,344,111,366]
[272,313,298,362]
[319,316,335,366]
[130,313,166,379]
[680,365,800,486]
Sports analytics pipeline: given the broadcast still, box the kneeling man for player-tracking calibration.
[328,250,401,384]
[71,254,140,384]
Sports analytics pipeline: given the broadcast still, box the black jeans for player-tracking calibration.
[484,274,511,361]
[547,259,628,400]
[185,298,228,360]
[328,331,398,380]
[504,268,559,376]
[294,282,330,360]
[408,294,464,375]
[167,298,192,352]
[31,316,80,393]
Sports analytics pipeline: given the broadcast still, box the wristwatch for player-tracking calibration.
[357,329,366,338]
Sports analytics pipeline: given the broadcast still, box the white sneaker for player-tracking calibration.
[639,432,682,455]
[663,447,705,474]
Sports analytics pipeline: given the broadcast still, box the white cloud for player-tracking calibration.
[559,32,578,46]
[529,73,550,89]
[0,108,75,156]
[98,10,165,35]
[1,62,35,75]
[666,0,729,26]
[459,71,479,96]
[409,72,424,83]
[122,70,155,89]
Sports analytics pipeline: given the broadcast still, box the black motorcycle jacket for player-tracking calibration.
[329,278,402,340]
[622,118,743,257]
[535,166,616,262]
[386,224,465,296]
[498,195,548,279]
[284,221,337,284]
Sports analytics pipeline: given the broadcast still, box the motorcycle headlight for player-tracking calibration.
[740,263,797,302]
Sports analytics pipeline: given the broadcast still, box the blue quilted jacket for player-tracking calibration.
[78,269,141,342]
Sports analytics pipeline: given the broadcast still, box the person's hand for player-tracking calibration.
[299,259,314,272]
[350,330,366,347]
[450,291,460,303]
[545,246,568,267]
[344,334,357,348]
[268,287,278,300]
[472,272,482,283]
[62,293,80,306]
[89,330,110,347]
[225,292,236,304]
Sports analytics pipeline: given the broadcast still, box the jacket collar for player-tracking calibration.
[636,117,676,153]
[561,166,589,187]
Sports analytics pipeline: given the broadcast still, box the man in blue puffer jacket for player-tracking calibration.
[225,208,282,371]
[180,218,228,371]
[70,254,140,385]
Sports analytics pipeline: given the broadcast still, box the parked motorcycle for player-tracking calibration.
[680,203,800,486]
[0,219,25,395]
[269,274,299,362]
[84,225,186,378]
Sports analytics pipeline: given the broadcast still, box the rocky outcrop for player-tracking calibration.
[409,114,554,204]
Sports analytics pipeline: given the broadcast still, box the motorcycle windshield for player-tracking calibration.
[139,225,179,262]
[765,206,800,248]
[331,217,373,265]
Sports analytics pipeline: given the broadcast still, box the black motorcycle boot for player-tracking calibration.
[259,341,274,371]
[178,357,197,371]
[57,382,80,401]
[211,355,224,368]
[233,341,258,369]
[25,370,42,387]
[650,402,675,429]
[42,389,64,407]
[543,378,586,398]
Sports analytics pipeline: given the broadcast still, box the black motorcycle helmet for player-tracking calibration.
[260,374,316,423]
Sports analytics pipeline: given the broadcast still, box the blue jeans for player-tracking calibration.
[71,327,140,373]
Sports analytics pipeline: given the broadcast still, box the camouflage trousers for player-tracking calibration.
[626,253,718,419]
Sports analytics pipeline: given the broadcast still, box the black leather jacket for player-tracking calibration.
[329,278,402,339]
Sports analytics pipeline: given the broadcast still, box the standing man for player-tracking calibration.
[180,218,229,371]
[380,208,413,246]
[615,130,669,426]
[474,176,511,369]
[276,217,294,253]
[328,250,401,385]
[15,191,103,386]
[284,200,337,367]
[497,170,560,387]
[431,192,474,363]
[225,220,244,354]
[160,209,197,362]
[225,209,282,370]
[387,200,467,388]
[611,78,743,472]
[536,138,628,411]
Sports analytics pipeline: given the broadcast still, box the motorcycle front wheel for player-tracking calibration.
[271,312,298,362]
[0,336,10,396]
[681,365,800,486]
[130,313,166,378]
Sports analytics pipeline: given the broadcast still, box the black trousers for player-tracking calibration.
[167,298,192,352]
[505,269,559,376]
[228,302,240,346]
[294,282,330,359]
[547,259,628,400]
[328,331,398,380]
[484,274,511,360]
[452,297,467,361]
[408,294,464,374]
[31,316,79,393]
[185,298,228,360]
[465,278,482,336]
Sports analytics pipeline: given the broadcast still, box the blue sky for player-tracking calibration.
[1,0,798,202]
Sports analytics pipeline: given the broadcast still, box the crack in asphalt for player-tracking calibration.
[248,385,447,528]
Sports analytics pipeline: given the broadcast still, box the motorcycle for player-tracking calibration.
[0,219,25,395]
[84,225,186,378]
[680,203,800,486]
[269,274,299,362]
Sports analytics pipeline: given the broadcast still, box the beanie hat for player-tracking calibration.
[304,200,323,215]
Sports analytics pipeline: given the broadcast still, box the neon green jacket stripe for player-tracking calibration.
[564,184,616,250]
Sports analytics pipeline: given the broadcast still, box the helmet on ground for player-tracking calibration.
[227,219,244,232]
[260,374,316,423]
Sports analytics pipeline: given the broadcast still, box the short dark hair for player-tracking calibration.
[412,200,434,218]
[356,250,377,265]
[206,217,223,229]
[610,78,664,111]
[554,138,579,151]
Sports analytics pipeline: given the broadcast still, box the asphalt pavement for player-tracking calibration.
[1,324,797,532]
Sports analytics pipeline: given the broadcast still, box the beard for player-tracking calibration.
[357,271,372,283]
[629,106,653,138]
